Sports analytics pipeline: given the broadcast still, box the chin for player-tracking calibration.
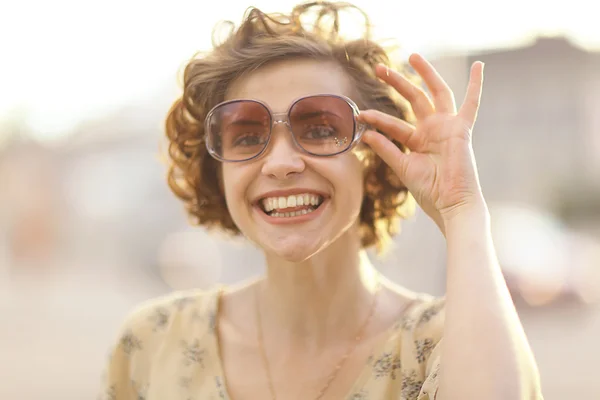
[263,235,327,263]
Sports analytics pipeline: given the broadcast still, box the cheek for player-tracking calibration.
[350,155,368,217]
[221,163,258,225]
[335,152,366,207]
[348,149,368,185]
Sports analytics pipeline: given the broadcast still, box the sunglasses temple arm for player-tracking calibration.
[354,122,372,142]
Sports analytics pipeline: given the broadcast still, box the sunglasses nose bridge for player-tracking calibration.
[271,113,290,129]
[270,113,294,143]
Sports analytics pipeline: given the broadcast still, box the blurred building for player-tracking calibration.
[435,36,600,224]
[437,38,597,187]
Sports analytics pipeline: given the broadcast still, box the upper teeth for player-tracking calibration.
[262,194,322,212]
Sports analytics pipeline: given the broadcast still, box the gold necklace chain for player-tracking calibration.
[254,279,382,400]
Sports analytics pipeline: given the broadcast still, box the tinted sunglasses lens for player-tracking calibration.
[289,96,356,156]
[207,101,271,161]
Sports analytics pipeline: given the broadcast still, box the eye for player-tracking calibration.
[303,125,336,139]
[233,133,267,147]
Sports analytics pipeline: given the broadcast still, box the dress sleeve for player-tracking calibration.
[97,289,214,400]
[98,322,146,400]
[418,339,442,399]
[411,297,445,400]
[97,294,181,400]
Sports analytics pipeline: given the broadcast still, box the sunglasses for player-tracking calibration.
[204,94,367,162]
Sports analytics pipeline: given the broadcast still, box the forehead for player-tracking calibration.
[225,59,354,112]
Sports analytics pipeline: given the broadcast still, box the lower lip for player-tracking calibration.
[254,199,328,225]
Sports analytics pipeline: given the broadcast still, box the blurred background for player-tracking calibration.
[1,0,599,399]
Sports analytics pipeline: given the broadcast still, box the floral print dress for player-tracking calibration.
[99,286,444,400]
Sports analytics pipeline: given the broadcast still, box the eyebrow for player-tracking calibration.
[221,110,342,127]
[293,110,342,120]
[226,119,266,126]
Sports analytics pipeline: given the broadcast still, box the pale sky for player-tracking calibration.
[1,0,598,140]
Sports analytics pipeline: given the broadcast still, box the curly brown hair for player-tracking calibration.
[165,1,417,254]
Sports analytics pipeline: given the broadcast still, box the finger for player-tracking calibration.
[375,64,434,120]
[358,110,416,149]
[458,61,484,124]
[362,130,410,183]
[408,53,456,114]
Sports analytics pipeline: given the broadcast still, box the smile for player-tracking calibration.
[259,193,325,218]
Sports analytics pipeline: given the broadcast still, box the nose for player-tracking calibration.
[260,125,305,179]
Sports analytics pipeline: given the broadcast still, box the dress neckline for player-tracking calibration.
[205,284,422,400]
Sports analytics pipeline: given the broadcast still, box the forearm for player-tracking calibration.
[437,203,542,399]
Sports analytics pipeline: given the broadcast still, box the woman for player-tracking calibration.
[100,2,542,399]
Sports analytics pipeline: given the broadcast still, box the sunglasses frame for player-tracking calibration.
[204,94,367,163]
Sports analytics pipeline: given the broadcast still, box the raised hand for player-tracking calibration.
[359,54,486,233]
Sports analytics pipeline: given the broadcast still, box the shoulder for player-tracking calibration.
[383,279,445,339]
[387,290,445,365]
[124,287,220,324]
[110,286,222,358]
[390,293,445,396]
[404,294,445,336]
[394,293,444,374]
[99,287,224,399]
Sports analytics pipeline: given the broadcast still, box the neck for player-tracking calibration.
[258,231,380,350]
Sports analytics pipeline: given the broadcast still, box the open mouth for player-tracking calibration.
[258,193,325,218]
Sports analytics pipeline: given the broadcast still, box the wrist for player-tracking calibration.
[442,198,491,235]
